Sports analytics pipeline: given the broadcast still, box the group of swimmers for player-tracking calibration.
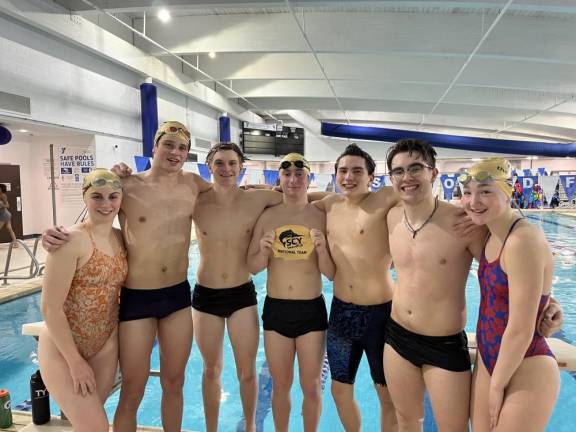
[40,120,563,432]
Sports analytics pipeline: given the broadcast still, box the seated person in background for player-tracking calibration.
[247,153,335,432]
[39,169,127,432]
[461,158,559,431]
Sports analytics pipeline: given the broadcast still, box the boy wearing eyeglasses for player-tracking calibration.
[247,153,335,432]
[383,138,563,432]
[43,121,212,432]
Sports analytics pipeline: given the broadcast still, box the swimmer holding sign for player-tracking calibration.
[247,153,335,432]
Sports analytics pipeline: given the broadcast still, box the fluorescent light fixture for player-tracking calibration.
[157,9,171,22]
[208,52,216,59]
[18,129,29,133]
[472,158,482,161]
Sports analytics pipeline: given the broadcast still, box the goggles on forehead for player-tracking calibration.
[83,177,122,193]
[162,125,191,138]
[280,160,309,170]
[458,171,510,186]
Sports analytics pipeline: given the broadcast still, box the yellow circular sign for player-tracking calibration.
[272,224,314,261]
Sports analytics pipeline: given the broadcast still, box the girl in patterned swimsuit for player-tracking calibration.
[460,158,559,432]
[38,169,127,431]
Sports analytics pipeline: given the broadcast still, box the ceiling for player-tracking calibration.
[35,1,576,149]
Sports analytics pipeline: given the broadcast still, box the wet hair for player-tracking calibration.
[335,144,376,175]
[206,142,246,166]
[386,138,437,170]
[0,184,6,193]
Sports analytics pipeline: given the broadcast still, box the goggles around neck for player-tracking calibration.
[280,160,310,171]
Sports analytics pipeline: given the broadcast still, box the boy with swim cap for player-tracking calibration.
[248,153,334,432]
[43,120,213,431]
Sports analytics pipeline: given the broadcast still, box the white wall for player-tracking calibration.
[0,134,97,235]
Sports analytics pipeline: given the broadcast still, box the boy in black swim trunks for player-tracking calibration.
[248,153,335,432]
[191,143,283,432]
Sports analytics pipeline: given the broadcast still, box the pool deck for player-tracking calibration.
[4,411,192,431]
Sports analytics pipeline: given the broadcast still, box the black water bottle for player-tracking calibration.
[30,370,50,425]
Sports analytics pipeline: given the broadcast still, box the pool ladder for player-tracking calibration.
[1,235,44,285]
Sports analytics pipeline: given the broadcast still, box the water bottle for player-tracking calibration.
[0,389,13,428]
[30,370,50,425]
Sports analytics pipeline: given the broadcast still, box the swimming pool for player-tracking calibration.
[0,213,575,431]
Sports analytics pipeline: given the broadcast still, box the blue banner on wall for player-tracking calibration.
[537,167,546,176]
[560,175,576,201]
[370,175,386,192]
[263,170,279,186]
[197,163,212,181]
[518,176,538,201]
[237,168,246,186]
[440,174,458,200]
[134,155,151,172]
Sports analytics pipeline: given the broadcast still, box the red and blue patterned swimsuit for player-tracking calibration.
[476,219,554,375]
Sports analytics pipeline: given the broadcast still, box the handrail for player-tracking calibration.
[1,237,43,285]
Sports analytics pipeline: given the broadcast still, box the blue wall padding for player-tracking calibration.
[219,116,231,142]
[140,83,159,157]
[321,122,576,157]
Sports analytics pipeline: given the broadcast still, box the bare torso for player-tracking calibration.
[324,191,396,305]
[194,189,281,288]
[258,203,326,300]
[120,171,200,289]
[388,202,475,336]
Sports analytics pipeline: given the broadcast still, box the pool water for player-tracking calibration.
[1,213,575,431]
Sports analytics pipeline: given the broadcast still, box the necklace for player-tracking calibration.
[403,196,439,239]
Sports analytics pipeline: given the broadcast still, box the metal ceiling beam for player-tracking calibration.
[285,0,349,124]
[78,0,278,120]
[420,0,515,127]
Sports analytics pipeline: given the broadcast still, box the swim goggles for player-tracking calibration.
[83,177,122,192]
[161,125,191,138]
[458,171,511,186]
[280,160,310,170]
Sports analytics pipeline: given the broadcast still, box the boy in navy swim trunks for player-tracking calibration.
[248,153,335,432]
[314,144,400,431]
[43,121,212,432]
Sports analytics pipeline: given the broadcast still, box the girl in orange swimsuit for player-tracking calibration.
[38,169,127,432]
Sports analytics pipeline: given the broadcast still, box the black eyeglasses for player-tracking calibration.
[389,163,432,179]
[280,160,309,170]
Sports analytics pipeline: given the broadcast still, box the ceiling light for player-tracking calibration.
[18,129,29,133]
[208,52,216,59]
[157,9,171,22]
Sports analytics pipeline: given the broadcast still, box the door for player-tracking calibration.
[0,165,22,242]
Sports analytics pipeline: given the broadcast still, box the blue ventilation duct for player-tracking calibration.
[321,123,576,158]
